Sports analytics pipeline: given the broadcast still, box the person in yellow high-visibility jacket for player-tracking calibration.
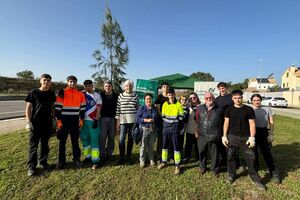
[157,88,184,175]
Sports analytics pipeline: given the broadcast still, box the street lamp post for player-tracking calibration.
[291,88,295,106]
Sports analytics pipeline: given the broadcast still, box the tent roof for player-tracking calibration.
[150,73,198,89]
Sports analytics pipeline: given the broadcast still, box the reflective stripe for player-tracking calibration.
[55,102,63,106]
[162,149,168,162]
[83,146,91,157]
[80,103,86,106]
[63,106,81,109]
[61,111,80,115]
[163,118,178,123]
[91,148,100,159]
[174,151,181,165]
[164,115,178,119]
[55,107,62,111]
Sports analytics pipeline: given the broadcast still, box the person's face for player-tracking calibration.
[84,84,93,93]
[40,78,51,89]
[204,94,214,106]
[232,94,243,106]
[218,86,228,96]
[162,84,169,93]
[67,80,77,88]
[124,84,133,93]
[104,83,112,93]
[180,97,187,106]
[167,93,175,102]
[145,95,152,106]
[251,96,262,107]
[189,94,198,104]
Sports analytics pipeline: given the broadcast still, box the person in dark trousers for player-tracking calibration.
[196,92,221,177]
[178,95,189,154]
[25,74,56,176]
[55,75,86,169]
[251,94,281,184]
[183,92,200,162]
[214,82,233,167]
[100,80,118,162]
[222,90,266,190]
[154,81,169,162]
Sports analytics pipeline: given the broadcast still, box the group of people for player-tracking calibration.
[25,74,281,190]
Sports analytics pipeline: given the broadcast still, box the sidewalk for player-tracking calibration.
[0,118,26,134]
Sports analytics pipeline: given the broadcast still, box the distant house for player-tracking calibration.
[247,77,277,92]
[281,65,300,91]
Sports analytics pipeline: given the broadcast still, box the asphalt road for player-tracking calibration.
[0,100,25,120]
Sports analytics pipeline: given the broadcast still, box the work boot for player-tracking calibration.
[226,176,235,184]
[56,162,65,170]
[199,168,206,174]
[272,174,282,184]
[74,160,83,168]
[150,160,156,166]
[158,163,167,170]
[27,168,35,177]
[140,161,145,168]
[252,181,266,190]
[174,166,181,175]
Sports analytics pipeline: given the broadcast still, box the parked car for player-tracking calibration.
[261,97,288,107]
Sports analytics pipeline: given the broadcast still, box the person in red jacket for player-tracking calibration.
[55,75,86,169]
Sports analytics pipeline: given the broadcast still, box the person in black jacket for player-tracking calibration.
[196,92,221,177]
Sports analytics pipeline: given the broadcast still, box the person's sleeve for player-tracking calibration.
[79,93,86,120]
[115,95,121,119]
[97,94,102,108]
[178,103,184,120]
[136,106,145,124]
[55,96,63,120]
[224,106,230,118]
[51,91,56,103]
[25,91,33,103]
[248,107,255,119]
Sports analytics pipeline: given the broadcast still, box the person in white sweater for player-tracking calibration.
[115,80,139,164]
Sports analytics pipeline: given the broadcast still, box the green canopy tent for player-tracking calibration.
[150,73,198,89]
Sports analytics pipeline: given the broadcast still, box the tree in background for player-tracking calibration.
[228,79,249,91]
[190,71,214,81]
[16,70,34,80]
[91,6,129,93]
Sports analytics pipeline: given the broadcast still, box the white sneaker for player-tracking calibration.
[150,160,156,166]
[140,161,145,168]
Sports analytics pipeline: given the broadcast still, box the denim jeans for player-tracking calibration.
[100,117,115,158]
[140,127,157,163]
[119,123,134,159]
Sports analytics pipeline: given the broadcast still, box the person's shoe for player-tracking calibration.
[140,161,145,168]
[158,163,167,170]
[182,157,190,163]
[199,168,206,174]
[27,168,35,177]
[169,158,174,164]
[213,171,219,178]
[91,164,98,170]
[56,162,65,169]
[272,174,282,184]
[150,160,156,166]
[118,158,125,165]
[174,166,181,175]
[126,157,133,165]
[107,155,113,162]
[83,158,91,165]
[39,163,50,171]
[74,160,83,168]
[253,181,266,190]
[226,176,235,184]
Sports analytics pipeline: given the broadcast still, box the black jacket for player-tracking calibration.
[197,104,221,141]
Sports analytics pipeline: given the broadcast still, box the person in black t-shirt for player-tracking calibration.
[222,90,266,190]
[25,74,56,177]
[100,80,118,162]
[154,81,169,162]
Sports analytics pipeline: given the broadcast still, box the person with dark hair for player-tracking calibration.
[157,88,184,175]
[25,74,56,176]
[222,90,266,190]
[115,80,139,165]
[136,93,158,168]
[196,92,221,177]
[183,92,200,162]
[80,80,102,170]
[214,81,233,167]
[55,75,86,169]
[100,80,118,162]
[251,94,281,184]
[154,81,169,162]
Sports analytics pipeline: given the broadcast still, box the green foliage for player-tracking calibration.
[268,85,280,92]
[0,115,299,199]
[16,70,34,80]
[91,6,129,93]
[190,71,214,81]
[228,79,249,91]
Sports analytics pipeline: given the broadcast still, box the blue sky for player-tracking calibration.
[1,0,299,84]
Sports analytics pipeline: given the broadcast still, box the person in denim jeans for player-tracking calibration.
[136,93,158,168]
[115,80,139,164]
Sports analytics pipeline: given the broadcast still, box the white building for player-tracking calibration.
[248,77,277,92]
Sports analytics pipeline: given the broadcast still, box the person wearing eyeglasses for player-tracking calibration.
[196,92,221,177]
[183,92,200,163]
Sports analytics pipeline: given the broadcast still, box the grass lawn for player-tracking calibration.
[0,115,299,200]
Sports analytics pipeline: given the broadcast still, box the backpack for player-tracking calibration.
[131,123,143,144]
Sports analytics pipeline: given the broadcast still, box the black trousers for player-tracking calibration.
[227,135,261,183]
[197,138,218,172]
[255,127,279,176]
[184,133,199,159]
[156,120,163,161]
[57,119,81,163]
[28,122,52,170]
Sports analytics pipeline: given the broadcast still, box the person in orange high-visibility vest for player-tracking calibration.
[55,75,86,169]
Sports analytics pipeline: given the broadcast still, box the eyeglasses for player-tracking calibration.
[190,96,197,100]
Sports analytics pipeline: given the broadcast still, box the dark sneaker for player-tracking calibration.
[253,181,266,190]
[199,168,206,174]
[39,164,50,171]
[27,169,35,177]
[213,171,220,178]
[118,158,125,165]
[83,158,91,165]
[57,162,65,169]
[226,176,235,184]
[272,174,282,184]
[74,160,83,167]
[126,157,133,165]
